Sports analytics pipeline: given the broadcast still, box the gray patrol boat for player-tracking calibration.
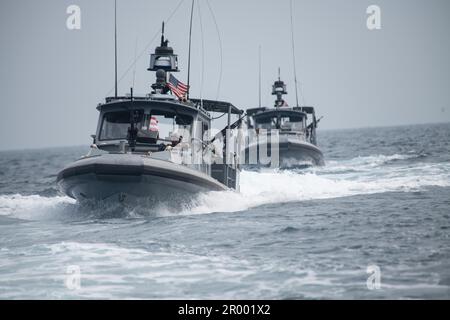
[57,26,243,203]
[244,74,324,169]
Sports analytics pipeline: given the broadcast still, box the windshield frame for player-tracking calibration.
[252,110,307,131]
[97,102,198,144]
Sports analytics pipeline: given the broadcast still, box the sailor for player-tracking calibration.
[170,131,183,147]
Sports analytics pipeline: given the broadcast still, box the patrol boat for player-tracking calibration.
[244,74,324,169]
[57,26,243,202]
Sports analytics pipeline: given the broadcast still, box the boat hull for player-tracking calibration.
[243,136,324,169]
[57,154,227,202]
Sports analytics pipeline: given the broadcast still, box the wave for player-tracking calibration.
[0,153,448,219]
[319,153,426,174]
[0,194,75,219]
[1,241,303,299]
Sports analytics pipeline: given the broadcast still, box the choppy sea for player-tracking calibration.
[0,123,449,299]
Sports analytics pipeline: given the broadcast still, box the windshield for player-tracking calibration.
[254,114,304,131]
[100,111,132,140]
[99,109,193,144]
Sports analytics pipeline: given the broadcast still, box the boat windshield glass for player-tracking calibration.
[254,114,304,131]
[99,109,193,144]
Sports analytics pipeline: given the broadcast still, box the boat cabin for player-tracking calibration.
[95,98,207,153]
[245,74,320,146]
[91,95,242,189]
[248,109,307,133]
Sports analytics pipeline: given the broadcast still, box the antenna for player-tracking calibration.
[278,67,281,81]
[114,0,118,98]
[197,0,205,103]
[289,0,300,108]
[258,46,262,108]
[132,36,138,90]
[187,0,195,99]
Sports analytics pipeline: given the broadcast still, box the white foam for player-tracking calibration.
[0,194,75,219]
[182,154,450,215]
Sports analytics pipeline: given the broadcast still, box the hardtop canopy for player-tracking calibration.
[251,108,307,120]
[190,99,244,115]
[98,97,203,117]
[99,97,243,117]
[247,106,315,117]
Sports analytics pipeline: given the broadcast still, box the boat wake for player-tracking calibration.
[187,161,449,215]
[0,153,448,220]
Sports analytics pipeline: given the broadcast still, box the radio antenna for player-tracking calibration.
[187,0,195,99]
[114,0,118,98]
[132,36,138,90]
[289,0,299,107]
[258,45,262,108]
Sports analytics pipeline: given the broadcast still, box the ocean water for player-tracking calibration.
[0,123,449,299]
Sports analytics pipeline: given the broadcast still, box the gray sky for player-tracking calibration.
[0,0,449,150]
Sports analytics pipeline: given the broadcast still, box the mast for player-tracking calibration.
[114,0,118,98]
[148,22,179,93]
[258,46,262,108]
[187,0,195,99]
[289,0,299,108]
[272,68,287,108]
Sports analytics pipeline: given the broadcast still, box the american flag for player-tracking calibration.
[168,73,189,99]
[149,116,159,132]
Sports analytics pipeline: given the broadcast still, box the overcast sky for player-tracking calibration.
[0,0,449,150]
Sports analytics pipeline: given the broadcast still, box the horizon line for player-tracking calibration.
[0,120,449,153]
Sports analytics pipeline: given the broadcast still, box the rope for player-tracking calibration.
[205,0,223,100]
[211,112,227,120]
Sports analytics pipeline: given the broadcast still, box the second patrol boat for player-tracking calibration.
[244,72,324,169]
